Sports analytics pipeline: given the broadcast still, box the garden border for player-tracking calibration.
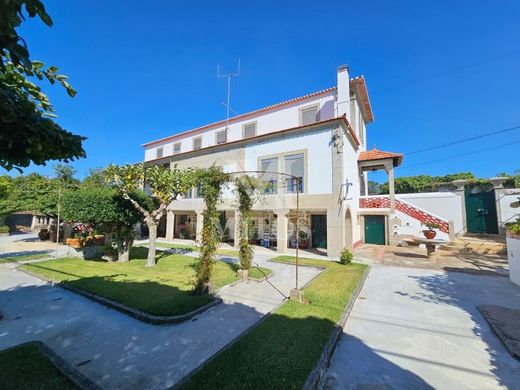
[1,341,100,390]
[304,264,371,389]
[18,267,223,325]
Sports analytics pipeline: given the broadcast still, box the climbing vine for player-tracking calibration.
[194,166,229,294]
[234,175,259,271]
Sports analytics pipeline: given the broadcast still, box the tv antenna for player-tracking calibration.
[217,59,240,128]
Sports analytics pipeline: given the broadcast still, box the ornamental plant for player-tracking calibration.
[234,175,259,272]
[339,248,353,265]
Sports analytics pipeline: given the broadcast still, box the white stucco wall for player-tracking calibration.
[497,189,520,229]
[507,236,520,286]
[392,209,450,241]
[243,128,333,195]
[144,93,336,161]
[397,192,464,235]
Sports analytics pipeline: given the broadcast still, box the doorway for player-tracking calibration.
[364,215,385,245]
[311,214,327,249]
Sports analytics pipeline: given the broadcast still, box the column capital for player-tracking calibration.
[489,177,508,189]
[452,179,468,191]
[274,209,290,217]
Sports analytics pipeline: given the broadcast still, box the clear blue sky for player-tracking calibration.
[15,0,520,181]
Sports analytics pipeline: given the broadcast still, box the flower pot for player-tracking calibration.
[66,238,83,249]
[423,230,437,240]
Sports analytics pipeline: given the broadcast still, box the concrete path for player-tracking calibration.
[0,255,320,389]
[322,265,520,389]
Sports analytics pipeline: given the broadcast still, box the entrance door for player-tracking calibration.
[311,215,327,249]
[364,215,385,245]
[465,190,498,234]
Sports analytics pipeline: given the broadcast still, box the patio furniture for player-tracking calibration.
[412,237,447,258]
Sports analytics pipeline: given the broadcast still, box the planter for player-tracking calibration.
[423,230,437,240]
[66,238,83,249]
[237,269,249,280]
[506,234,520,286]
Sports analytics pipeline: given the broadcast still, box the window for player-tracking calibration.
[156,147,163,159]
[285,153,304,193]
[193,137,202,150]
[243,122,256,139]
[216,129,227,145]
[301,105,318,126]
[261,157,278,194]
[173,142,181,154]
[195,183,204,198]
[183,188,192,199]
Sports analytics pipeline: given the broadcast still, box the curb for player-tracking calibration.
[1,341,100,390]
[18,267,222,326]
[304,265,371,390]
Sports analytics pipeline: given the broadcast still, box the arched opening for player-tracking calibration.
[345,209,353,249]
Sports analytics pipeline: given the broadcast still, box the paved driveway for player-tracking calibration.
[0,255,320,389]
[323,265,520,389]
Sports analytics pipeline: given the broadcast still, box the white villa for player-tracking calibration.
[142,65,405,258]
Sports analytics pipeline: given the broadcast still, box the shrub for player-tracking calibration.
[0,225,9,233]
[339,248,353,265]
[506,219,520,236]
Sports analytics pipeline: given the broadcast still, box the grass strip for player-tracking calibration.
[0,253,49,264]
[21,247,252,316]
[0,343,76,389]
[182,256,367,389]
[143,242,239,257]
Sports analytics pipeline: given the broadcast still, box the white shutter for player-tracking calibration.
[285,153,304,192]
[301,106,317,125]
[156,147,163,159]
[193,137,202,150]
[261,157,278,193]
[216,130,227,144]
[244,123,256,138]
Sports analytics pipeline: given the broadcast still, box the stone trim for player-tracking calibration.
[2,341,100,390]
[18,267,222,326]
[304,265,371,389]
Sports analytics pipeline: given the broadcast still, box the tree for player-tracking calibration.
[194,166,229,294]
[234,175,259,272]
[105,163,195,267]
[367,180,383,195]
[61,187,153,262]
[0,0,86,171]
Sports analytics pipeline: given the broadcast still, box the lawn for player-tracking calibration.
[182,256,367,389]
[0,253,49,264]
[21,247,260,316]
[0,343,76,389]
[145,242,239,257]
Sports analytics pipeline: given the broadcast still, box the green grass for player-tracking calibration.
[0,253,49,264]
[21,247,247,316]
[145,242,239,257]
[182,256,367,390]
[0,343,76,389]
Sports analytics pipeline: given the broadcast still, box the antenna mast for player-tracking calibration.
[217,59,240,128]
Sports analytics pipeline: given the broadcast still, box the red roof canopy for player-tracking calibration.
[358,147,403,167]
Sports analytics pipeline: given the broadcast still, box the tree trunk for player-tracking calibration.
[115,226,126,262]
[146,220,158,267]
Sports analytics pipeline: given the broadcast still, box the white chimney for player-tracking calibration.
[336,64,351,120]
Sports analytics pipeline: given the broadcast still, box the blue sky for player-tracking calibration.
[15,0,520,181]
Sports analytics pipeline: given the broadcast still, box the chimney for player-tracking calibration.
[336,64,351,120]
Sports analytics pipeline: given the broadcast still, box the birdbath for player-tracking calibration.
[412,238,447,258]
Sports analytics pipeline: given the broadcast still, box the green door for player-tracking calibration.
[311,215,327,249]
[364,215,385,245]
[465,190,498,234]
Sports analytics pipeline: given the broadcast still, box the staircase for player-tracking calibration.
[439,235,507,256]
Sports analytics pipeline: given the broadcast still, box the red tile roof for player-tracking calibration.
[358,147,404,166]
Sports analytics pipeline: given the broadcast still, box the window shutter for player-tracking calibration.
[193,137,202,150]
[244,123,256,138]
[301,106,317,125]
[285,153,304,192]
[174,143,181,154]
[261,157,278,193]
[216,130,227,144]
[156,147,163,159]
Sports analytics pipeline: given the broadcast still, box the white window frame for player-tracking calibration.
[299,104,319,126]
[215,129,227,145]
[242,121,257,139]
[193,136,202,150]
[173,142,181,155]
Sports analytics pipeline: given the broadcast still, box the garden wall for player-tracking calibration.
[497,189,520,232]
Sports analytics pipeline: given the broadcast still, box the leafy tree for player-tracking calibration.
[367,180,383,195]
[81,167,107,188]
[0,0,86,171]
[497,170,520,188]
[105,163,195,267]
[379,172,479,194]
[234,175,259,272]
[194,166,229,294]
[61,187,153,262]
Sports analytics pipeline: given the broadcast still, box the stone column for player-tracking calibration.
[165,210,175,240]
[386,164,395,213]
[195,210,204,244]
[490,177,508,234]
[234,209,241,248]
[452,179,468,236]
[275,209,289,253]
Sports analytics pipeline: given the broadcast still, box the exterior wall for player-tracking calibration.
[507,236,520,286]
[144,93,336,162]
[397,193,464,235]
[496,189,520,232]
[392,209,450,241]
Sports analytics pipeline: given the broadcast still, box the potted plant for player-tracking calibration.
[422,222,440,239]
[38,228,50,241]
[298,230,309,249]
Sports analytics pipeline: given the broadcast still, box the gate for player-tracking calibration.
[464,190,498,234]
